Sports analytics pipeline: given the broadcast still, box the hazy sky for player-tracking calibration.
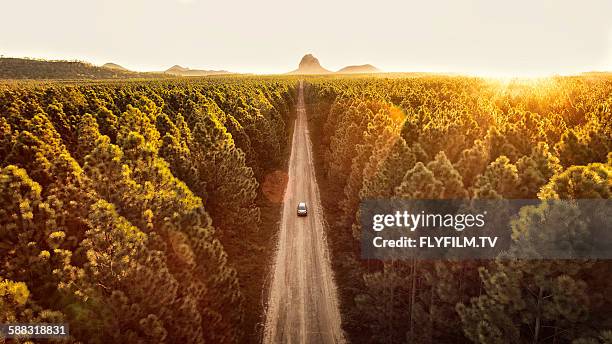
[1,0,611,75]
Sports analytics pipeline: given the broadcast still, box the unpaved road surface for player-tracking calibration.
[263,81,345,344]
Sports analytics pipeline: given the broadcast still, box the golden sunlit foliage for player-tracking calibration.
[1,73,610,343]
[304,75,612,344]
[0,77,296,343]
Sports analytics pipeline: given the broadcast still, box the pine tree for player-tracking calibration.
[538,162,611,199]
[189,112,259,237]
[75,113,102,163]
[555,129,590,167]
[516,142,562,198]
[92,102,119,141]
[354,263,412,344]
[485,126,520,162]
[427,151,468,199]
[0,276,65,331]
[360,136,415,200]
[0,165,63,294]
[472,156,519,199]
[455,139,489,189]
[395,162,444,199]
[0,117,15,161]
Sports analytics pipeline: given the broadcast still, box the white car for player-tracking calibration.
[297,202,308,217]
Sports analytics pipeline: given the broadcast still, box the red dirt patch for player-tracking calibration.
[261,170,289,204]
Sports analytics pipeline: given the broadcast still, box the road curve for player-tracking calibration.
[263,81,345,344]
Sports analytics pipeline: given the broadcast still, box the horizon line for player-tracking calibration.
[1,54,609,78]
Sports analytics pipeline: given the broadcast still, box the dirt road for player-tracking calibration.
[263,81,345,344]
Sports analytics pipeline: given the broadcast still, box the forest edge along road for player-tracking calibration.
[263,81,345,344]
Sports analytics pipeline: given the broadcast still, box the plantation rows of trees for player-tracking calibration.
[0,77,296,343]
[304,75,612,344]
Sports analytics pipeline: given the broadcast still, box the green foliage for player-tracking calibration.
[539,162,611,199]
[472,156,520,199]
[305,74,612,344]
[395,162,444,199]
[0,76,295,343]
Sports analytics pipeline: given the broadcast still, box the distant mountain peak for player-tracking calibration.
[298,54,322,69]
[288,54,331,74]
[288,54,380,74]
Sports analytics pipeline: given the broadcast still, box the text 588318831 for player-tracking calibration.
[0,324,69,339]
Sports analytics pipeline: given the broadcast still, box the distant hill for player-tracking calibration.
[336,64,380,74]
[0,57,164,79]
[288,54,331,74]
[166,65,190,73]
[102,62,129,71]
[164,64,232,76]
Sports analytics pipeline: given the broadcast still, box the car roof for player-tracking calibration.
[298,202,306,206]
